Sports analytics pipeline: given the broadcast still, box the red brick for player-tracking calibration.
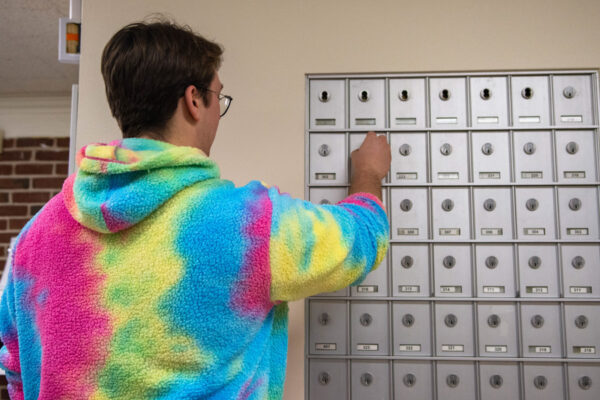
[9,218,29,230]
[15,164,53,175]
[0,220,6,230]
[0,165,12,175]
[12,192,51,203]
[35,150,69,161]
[2,138,14,149]
[0,178,29,189]
[0,193,8,203]
[0,246,5,257]
[0,150,32,162]
[30,205,44,214]
[16,138,54,147]
[56,137,70,148]
[0,206,27,216]
[33,178,64,189]
[0,232,20,243]
[55,163,69,175]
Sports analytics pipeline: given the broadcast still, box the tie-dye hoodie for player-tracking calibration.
[0,138,389,399]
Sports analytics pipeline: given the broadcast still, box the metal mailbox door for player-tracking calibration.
[568,363,600,400]
[392,302,431,356]
[350,301,389,356]
[511,75,551,127]
[390,133,427,184]
[521,303,563,358]
[429,77,467,128]
[389,78,427,129]
[558,187,599,240]
[561,245,600,298]
[351,253,389,297]
[309,79,346,130]
[518,244,559,297]
[309,187,348,206]
[479,362,520,400]
[433,244,472,297]
[565,304,600,358]
[430,132,469,184]
[310,134,347,185]
[556,130,596,182]
[477,303,518,357]
[393,361,433,400]
[435,302,475,356]
[436,362,476,400]
[351,360,390,400]
[473,188,514,240]
[470,76,509,127]
[513,131,554,183]
[309,359,348,399]
[391,188,429,240]
[475,244,516,297]
[392,244,430,297]
[553,74,594,126]
[432,188,471,240]
[309,300,347,355]
[471,131,511,183]
[523,363,565,400]
[515,187,556,240]
[349,79,385,130]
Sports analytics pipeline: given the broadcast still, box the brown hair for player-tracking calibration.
[101,19,223,138]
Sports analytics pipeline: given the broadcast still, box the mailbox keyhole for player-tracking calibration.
[403,373,417,387]
[481,88,492,100]
[481,142,494,155]
[526,198,539,212]
[531,314,545,328]
[399,90,409,101]
[485,256,499,269]
[566,141,579,154]
[319,199,331,205]
[319,90,330,102]
[440,143,453,156]
[318,144,331,157]
[523,142,536,155]
[445,313,458,327]
[400,199,413,212]
[484,198,497,212]
[569,198,582,211]
[487,314,501,328]
[579,376,592,390]
[443,255,456,269]
[528,256,542,269]
[446,374,460,388]
[318,312,330,325]
[572,256,585,270]
[533,375,547,390]
[441,199,455,212]
[399,143,412,156]
[522,87,534,99]
[360,313,373,327]
[318,372,331,385]
[563,86,576,99]
[359,90,370,102]
[360,373,373,386]
[439,89,451,101]
[490,375,504,389]
[402,313,415,327]
[401,255,414,269]
[575,315,588,329]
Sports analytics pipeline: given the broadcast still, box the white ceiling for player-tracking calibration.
[0,0,79,95]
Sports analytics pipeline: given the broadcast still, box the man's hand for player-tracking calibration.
[348,132,391,203]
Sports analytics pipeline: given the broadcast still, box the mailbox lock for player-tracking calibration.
[400,199,413,212]
[523,142,536,155]
[446,374,460,388]
[481,142,494,155]
[572,256,585,270]
[531,315,545,328]
[399,89,409,101]
[402,313,415,327]
[360,313,373,327]
[399,143,412,156]
[522,87,534,99]
[445,313,458,327]
[566,141,579,155]
[318,312,330,326]
[441,198,454,212]
[483,198,497,212]
[318,90,330,103]
[533,375,547,390]
[569,198,582,211]
[401,255,414,269]
[563,86,576,99]
[480,88,492,100]
[487,314,501,328]
[318,372,330,385]
[578,376,592,390]
[439,89,451,101]
[360,373,373,386]
[490,375,504,389]
[485,256,499,269]
[319,199,331,205]
[443,255,456,269]
[526,198,539,212]
[403,373,417,387]
[318,144,331,157]
[528,256,542,269]
[440,143,453,156]
[358,90,370,102]
[575,315,588,329]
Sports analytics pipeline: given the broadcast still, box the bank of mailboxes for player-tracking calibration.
[306,71,600,399]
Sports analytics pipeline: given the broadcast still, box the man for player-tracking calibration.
[0,20,390,399]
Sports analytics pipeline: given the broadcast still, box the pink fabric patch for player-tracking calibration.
[101,203,131,232]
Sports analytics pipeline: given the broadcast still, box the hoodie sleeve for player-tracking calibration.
[267,188,389,302]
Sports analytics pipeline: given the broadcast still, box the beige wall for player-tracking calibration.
[78,0,600,398]
[0,95,72,138]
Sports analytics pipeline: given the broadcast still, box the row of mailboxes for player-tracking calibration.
[309,360,599,400]
[309,75,596,130]
[309,130,598,185]
[309,301,600,359]
[316,244,600,299]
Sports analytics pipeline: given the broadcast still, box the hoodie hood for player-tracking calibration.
[63,138,220,233]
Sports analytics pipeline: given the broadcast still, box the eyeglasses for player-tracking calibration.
[202,87,233,117]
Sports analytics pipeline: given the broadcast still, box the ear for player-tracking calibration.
[183,85,202,121]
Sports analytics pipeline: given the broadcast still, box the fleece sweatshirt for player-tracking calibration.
[0,138,389,399]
